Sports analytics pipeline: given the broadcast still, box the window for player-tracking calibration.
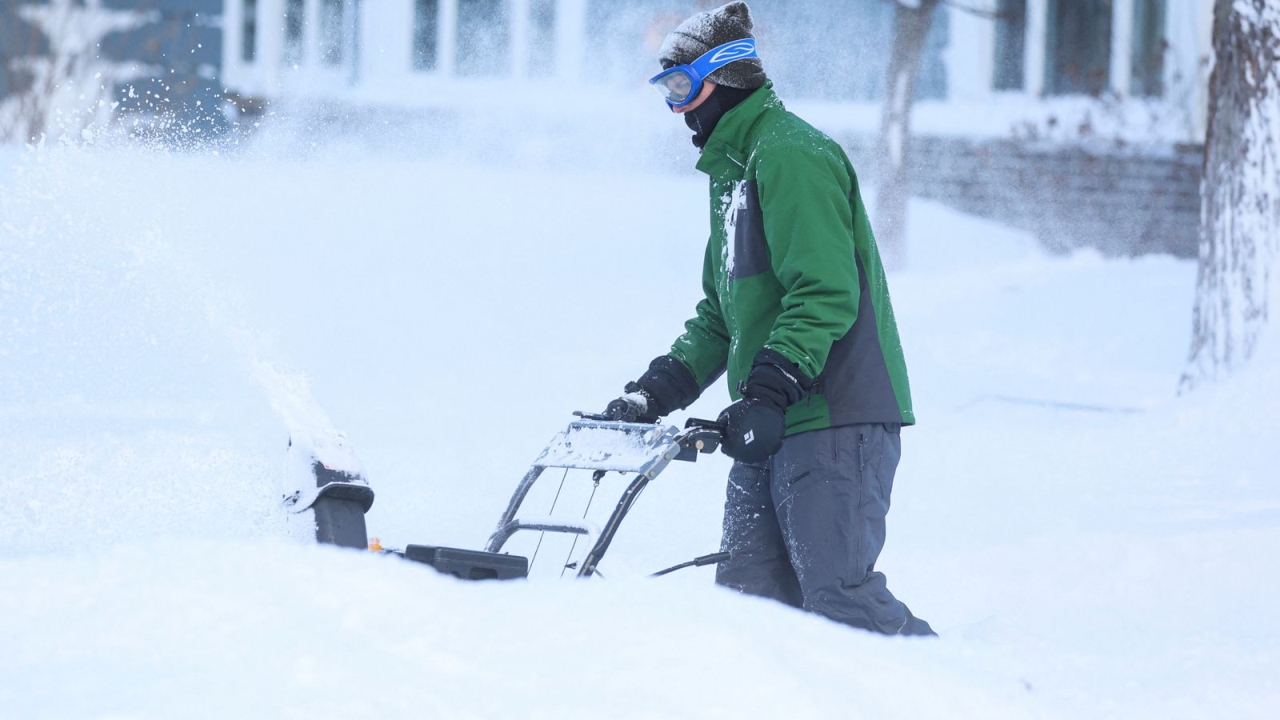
[321,0,345,66]
[413,0,440,71]
[528,0,556,77]
[284,0,305,65]
[1045,0,1112,96]
[1130,0,1166,97]
[242,0,257,63]
[456,0,511,77]
[992,0,1026,91]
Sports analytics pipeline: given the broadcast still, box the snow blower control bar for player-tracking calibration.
[485,416,724,578]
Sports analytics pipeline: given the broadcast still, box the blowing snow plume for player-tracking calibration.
[0,139,370,555]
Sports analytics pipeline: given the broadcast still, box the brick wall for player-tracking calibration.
[838,134,1204,259]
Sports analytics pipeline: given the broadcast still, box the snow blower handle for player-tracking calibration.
[684,417,726,437]
[576,395,644,422]
[674,418,726,461]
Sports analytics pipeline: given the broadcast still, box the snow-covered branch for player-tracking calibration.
[0,0,157,143]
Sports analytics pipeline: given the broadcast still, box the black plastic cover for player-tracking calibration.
[401,545,529,581]
[311,494,371,550]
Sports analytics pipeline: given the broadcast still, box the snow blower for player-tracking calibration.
[283,415,726,581]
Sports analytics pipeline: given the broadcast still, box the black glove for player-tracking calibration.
[605,356,701,423]
[718,349,813,463]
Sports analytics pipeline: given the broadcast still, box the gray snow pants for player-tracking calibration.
[714,423,934,636]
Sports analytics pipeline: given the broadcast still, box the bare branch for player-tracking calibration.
[943,0,1023,20]
[877,0,1020,21]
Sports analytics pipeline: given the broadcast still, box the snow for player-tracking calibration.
[720,182,748,281]
[534,421,677,473]
[0,540,1050,720]
[1,121,1278,719]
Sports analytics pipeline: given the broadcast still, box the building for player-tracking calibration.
[220,0,1209,139]
[220,0,590,109]
[218,0,1212,257]
[900,0,1213,257]
[946,0,1211,143]
[2,1,1214,256]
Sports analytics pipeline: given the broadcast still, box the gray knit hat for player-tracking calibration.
[657,1,767,90]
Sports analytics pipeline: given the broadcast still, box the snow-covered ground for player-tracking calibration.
[0,124,1276,719]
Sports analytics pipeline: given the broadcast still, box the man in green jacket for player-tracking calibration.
[606,1,933,636]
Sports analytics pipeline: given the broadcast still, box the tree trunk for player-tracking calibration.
[874,0,941,270]
[1180,0,1280,392]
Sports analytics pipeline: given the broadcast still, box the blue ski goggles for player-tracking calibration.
[648,38,759,108]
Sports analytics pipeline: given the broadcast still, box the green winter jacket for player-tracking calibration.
[669,82,914,433]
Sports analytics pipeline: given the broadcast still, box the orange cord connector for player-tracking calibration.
[368,537,383,552]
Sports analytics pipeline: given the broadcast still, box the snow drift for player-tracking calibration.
[0,125,1277,719]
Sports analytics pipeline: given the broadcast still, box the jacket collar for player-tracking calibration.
[694,81,779,182]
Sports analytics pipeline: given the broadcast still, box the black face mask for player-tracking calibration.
[682,85,757,149]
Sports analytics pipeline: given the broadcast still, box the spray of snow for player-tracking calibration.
[221,323,339,438]
[0,139,353,555]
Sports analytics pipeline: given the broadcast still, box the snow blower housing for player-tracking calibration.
[283,417,723,581]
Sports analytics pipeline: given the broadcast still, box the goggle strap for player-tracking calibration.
[689,38,758,80]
